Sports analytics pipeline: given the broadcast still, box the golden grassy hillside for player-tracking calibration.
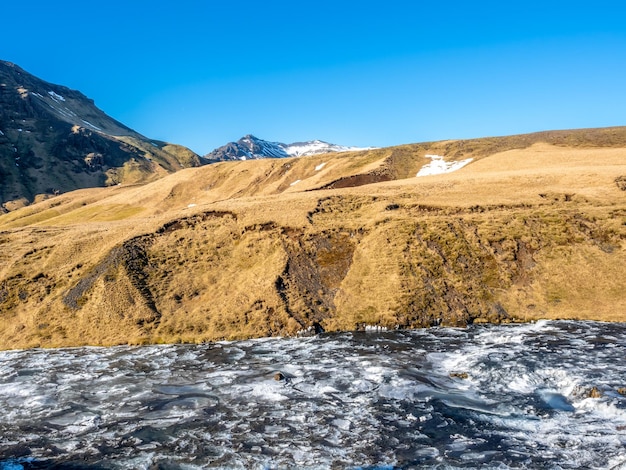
[1,127,625,349]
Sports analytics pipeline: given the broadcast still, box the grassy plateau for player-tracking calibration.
[1,127,625,349]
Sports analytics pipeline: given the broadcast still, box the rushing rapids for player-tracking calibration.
[1,320,625,469]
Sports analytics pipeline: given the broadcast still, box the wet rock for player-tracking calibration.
[5,443,31,458]
[574,385,603,398]
[273,371,294,383]
[449,372,469,380]
[586,386,602,398]
[312,322,325,334]
[296,322,326,337]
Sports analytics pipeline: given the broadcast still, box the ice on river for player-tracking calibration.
[1,320,626,469]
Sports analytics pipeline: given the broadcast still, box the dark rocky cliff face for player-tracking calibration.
[0,61,203,210]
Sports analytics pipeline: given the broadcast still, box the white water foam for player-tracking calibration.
[1,322,625,469]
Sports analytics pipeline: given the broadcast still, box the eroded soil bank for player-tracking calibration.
[1,192,624,349]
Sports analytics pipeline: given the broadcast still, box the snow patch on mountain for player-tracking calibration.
[48,90,66,102]
[81,119,102,131]
[284,140,370,157]
[416,155,473,177]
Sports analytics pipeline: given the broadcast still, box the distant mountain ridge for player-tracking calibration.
[0,60,203,211]
[205,134,373,161]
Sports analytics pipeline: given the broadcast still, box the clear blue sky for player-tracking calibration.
[3,1,626,154]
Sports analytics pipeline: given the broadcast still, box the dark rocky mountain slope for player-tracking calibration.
[0,61,204,211]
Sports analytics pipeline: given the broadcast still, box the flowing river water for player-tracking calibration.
[1,320,625,469]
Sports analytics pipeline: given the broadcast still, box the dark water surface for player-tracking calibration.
[1,321,625,469]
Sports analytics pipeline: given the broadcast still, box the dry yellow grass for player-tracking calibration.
[0,134,625,350]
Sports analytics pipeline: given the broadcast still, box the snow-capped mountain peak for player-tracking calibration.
[283,140,362,157]
[205,135,373,161]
